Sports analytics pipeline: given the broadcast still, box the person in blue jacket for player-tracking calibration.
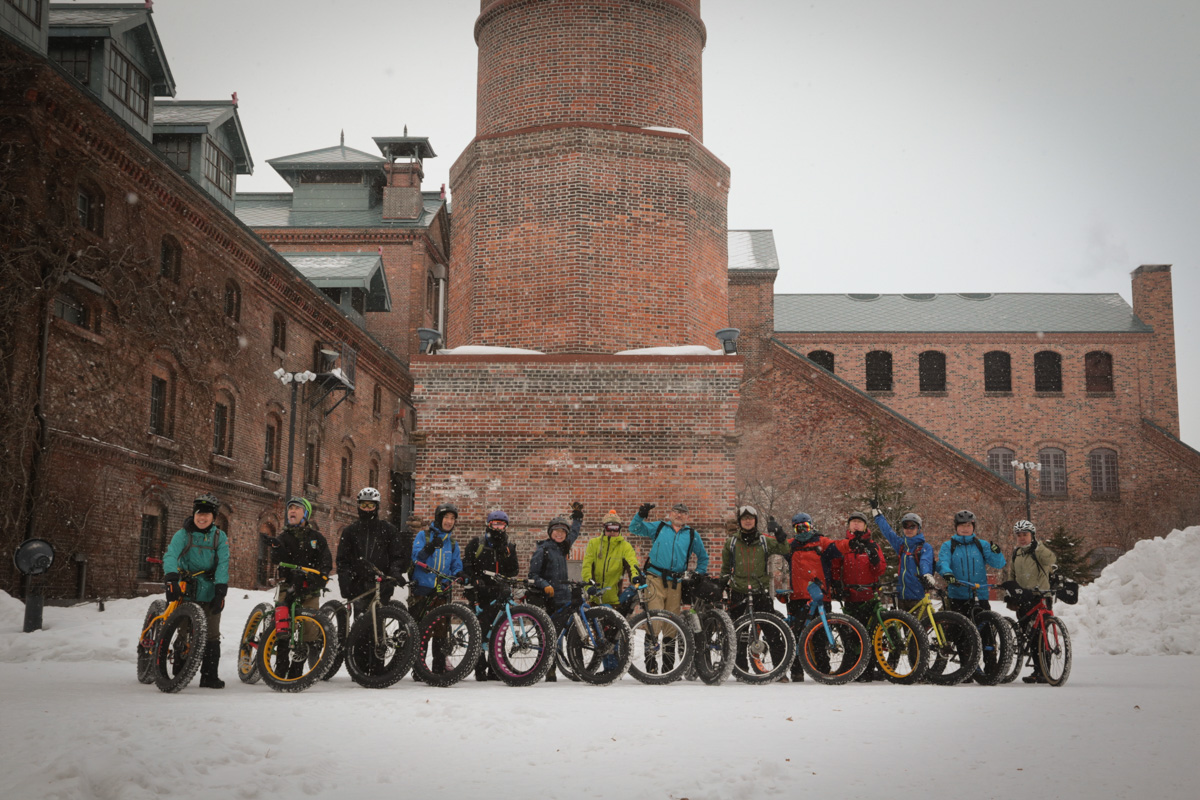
[870,507,938,612]
[162,492,230,688]
[410,503,465,680]
[528,504,584,681]
[938,509,1006,614]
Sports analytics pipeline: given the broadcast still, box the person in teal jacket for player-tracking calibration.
[162,492,230,688]
[938,509,1006,615]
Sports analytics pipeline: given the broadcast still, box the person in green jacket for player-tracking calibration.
[1000,519,1058,684]
[581,510,642,605]
[721,505,792,678]
[163,492,231,688]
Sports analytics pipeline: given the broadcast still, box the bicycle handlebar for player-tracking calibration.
[277,562,329,582]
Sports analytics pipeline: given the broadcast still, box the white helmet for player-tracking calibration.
[357,487,382,503]
[1013,519,1036,535]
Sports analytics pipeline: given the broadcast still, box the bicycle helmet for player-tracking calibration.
[953,509,977,528]
[286,496,313,524]
[1013,519,1036,535]
[357,487,382,503]
[547,516,571,536]
[847,511,870,525]
[486,510,509,525]
[434,503,459,529]
[791,512,813,527]
[193,493,220,514]
[899,512,923,529]
[737,505,759,520]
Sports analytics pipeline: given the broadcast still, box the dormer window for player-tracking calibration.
[204,138,234,197]
[8,0,42,25]
[157,137,191,171]
[107,46,149,120]
[49,41,90,83]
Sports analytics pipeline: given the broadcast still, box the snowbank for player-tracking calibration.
[1058,526,1200,656]
[435,345,545,355]
[614,345,724,356]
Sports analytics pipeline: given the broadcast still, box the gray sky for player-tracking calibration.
[144,0,1198,447]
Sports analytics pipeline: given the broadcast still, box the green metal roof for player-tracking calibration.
[728,230,779,271]
[153,100,252,173]
[774,293,1152,334]
[279,252,391,312]
[374,136,436,161]
[267,145,385,171]
[49,4,175,96]
[235,192,444,229]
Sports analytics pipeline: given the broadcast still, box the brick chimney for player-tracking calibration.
[1131,264,1179,435]
[382,161,424,220]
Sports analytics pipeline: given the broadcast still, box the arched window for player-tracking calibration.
[138,501,167,580]
[1039,447,1067,496]
[257,521,276,586]
[223,280,241,322]
[272,313,287,353]
[339,448,354,498]
[987,447,1016,483]
[372,384,383,416]
[368,459,380,493]
[76,180,104,233]
[148,363,175,438]
[1089,448,1119,496]
[212,389,235,457]
[1034,351,1062,393]
[984,351,1012,392]
[865,351,892,391]
[263,413,282,473]
[160,236,181,281]
[1085,351,1114,393]
[304,434,321,488]
[919,350,946,392]
[807,350,835,373]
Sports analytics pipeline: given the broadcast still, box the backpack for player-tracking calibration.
[644,521,698,579]
[947,537,986,578]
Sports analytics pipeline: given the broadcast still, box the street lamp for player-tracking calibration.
[1010,459,1042,522]
[275,367,317,501]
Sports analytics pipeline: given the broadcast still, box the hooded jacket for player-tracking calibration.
[939,533,1007,600]
[529,517,582,602]
[829,531,886,602]
[273,524,332,595]
[720,530,790,595]
[874,513,934,601]
[581,533,641,605]
[411,523,464,595]
[463,532,520,605]
[785,534,839,600]
[336,517,410,599]
[1001,541,1057,592]
[163,518,230,603]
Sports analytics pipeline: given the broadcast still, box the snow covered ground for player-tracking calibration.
[2,529,1197,800]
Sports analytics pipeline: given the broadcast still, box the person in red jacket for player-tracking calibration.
[782,512,842,681]
[829,510,887,680]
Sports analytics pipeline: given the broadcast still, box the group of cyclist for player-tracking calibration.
[160,485,1058,688]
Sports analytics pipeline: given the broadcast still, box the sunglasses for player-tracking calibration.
[358,501,378,509]
[901,522,919,529]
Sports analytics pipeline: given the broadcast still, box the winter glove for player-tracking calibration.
[418,542,436,561]
[392,574,408,589]
[867,546,880,566]
[944,574,959,585]
[829,580,845,598]
[212,584,228,613]
[261,534,281,548]
[921,573,939,590]
[164,574,182,601]
[543,586,555,599]
[570,501,584,522]
[637,502,656,519]
[989,541,1002,554]
[767,517,786,543]
[870,508,882,519]
[1028,538,1038,552]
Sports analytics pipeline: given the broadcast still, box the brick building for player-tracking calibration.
[1,5,417,598]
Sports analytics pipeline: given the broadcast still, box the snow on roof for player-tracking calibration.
[436,345,546,355]
[614,345,724,356]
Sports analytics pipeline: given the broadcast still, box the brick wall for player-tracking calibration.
[449,125,730,351]
[1131,265,1179,436]
[411,354,742,566]
[0,44,414,598]
[474,0,706,138]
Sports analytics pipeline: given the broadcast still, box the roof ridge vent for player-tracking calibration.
[958,292,994,300]
[847,293,880,301]
[902,293,936,301]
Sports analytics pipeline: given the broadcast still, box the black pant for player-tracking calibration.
[786,598,831,674]
[729,592,787,674]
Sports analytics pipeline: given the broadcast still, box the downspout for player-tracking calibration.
[21,293,52,596]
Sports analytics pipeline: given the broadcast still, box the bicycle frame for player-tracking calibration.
[139,560,206,644]
[1019,592,1059,651]
[274,562,329,650]
[478,571,541,650]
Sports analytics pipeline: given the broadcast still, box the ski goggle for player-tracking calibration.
[358,501,378,510]
[488,520,508,529]
[604,523,621,532]
[901,521,919,530]
[794,522,812,533]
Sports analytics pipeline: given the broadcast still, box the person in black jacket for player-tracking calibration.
[264,497,333,678]
[528,504,584,681]
[463,509,521,681]
[336,487,410,612]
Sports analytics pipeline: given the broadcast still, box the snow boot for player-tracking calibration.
[199,641,224,689]
[475,656,491,681]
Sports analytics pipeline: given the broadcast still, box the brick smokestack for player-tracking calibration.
[1131,264,1179,435]
[382,161,424,220]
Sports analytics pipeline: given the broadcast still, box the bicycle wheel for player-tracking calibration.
[692,608,736,686]
[257,610,337,692]
[137,599,167,684]
[627,609,695,685]
[413,602,483,687]
[319,600,350,681]
[345,604,420,689]
[926,611,982,686]
[998,618,1024,684]
[1036,616,1072,687]
[873,609,930,685]
[154,602,207,693]
[798,613,871,685]
[565,606,632,686]
[555,631,581,682]
[733,610,797,684]
[972,610,1016,686]
[236,602,273,685]
[488,603,555,687]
